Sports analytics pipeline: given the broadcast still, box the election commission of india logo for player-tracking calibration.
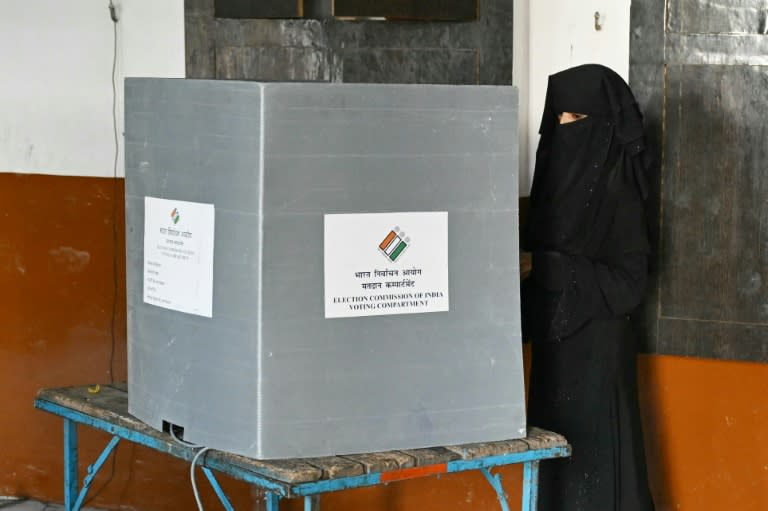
[170,208,180,224]
[378,226,410,262]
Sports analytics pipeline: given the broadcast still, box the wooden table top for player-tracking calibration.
[36,384,568,487]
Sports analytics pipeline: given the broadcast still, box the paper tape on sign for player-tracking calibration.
[324,212,449,319]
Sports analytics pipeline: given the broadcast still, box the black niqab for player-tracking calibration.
[526,64,651,257]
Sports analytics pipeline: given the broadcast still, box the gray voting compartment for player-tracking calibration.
[124,79,525,459]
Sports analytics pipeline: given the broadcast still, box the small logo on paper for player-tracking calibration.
[170,208,180,224]
[378,226,410,262]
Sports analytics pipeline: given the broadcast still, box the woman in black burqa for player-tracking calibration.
[522,64,656,511]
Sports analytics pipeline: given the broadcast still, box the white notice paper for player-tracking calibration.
[324,212,449,318]
[143,197,215,317]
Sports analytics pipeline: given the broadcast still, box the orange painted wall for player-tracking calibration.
[637,355,768,511]
[1,173,766,510]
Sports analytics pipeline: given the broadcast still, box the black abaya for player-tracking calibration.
[523,64,656,511]
[529,319,653,511]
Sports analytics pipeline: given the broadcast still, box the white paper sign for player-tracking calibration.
[324,212,449,318]
[143,197,215,317]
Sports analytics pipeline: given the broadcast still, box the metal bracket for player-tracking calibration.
[201,467,235,511]
[480,467,511,511]
[64,419,120,511]
[522,461,540,511]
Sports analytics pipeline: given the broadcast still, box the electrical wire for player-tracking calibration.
[85,7,121,504]
[169,428,210,510]
[108,0,119,384]
[191,447,212,511]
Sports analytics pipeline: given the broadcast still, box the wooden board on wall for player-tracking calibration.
[630,0,768,362]
[334,0,477,20]
[215,0,304,19]
[187,0,511,85]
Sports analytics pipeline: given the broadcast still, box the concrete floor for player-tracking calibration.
[0,500,104,510]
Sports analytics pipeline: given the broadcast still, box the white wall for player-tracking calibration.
[512,0,531,195]
[514,0,631,194]
[0,0,185,177]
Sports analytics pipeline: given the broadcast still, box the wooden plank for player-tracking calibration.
[338,48,478,85]
[215,0,303,19]
[107,382,128,392]
[215,46,331,82]
[658,65,768,362]
[334,0,477,21]
[341,451,416,473]
[35,386,323,484]
[398,447,461,466]
[658,316,768,362]
[212,451,322,484]
[669,1,762,34]
[38,385,132,425]
[36,386,569,485]
[303,456,366,479]
[445,438,529,460]
[523,427,568,450]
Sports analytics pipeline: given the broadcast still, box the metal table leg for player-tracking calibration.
[63,418,120,511]
[64,419,78,511]
[522,461,540,511]
[266,492,281,511]
[304,495,320,511]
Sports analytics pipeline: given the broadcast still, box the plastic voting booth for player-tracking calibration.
[124,79,525,459]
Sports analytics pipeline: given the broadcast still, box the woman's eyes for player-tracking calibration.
[558,113,588,124]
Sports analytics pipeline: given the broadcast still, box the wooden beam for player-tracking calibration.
[334,0,477,21]
[215,0,304,19]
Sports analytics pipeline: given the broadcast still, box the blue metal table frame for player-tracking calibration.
[35,386,570,511]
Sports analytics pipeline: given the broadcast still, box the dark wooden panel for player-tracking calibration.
[215,46,331,81]
[629,0,768,362]
[186,1,512,85]
[668,0,767,34]
[658,317,768,362]
[662,65,768,325]
[334,0,477,20]
[215,0,303,19]
[187,0,214,16]
[185,14,215,79]
[339,48,477,84]
[629,0,667,356]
